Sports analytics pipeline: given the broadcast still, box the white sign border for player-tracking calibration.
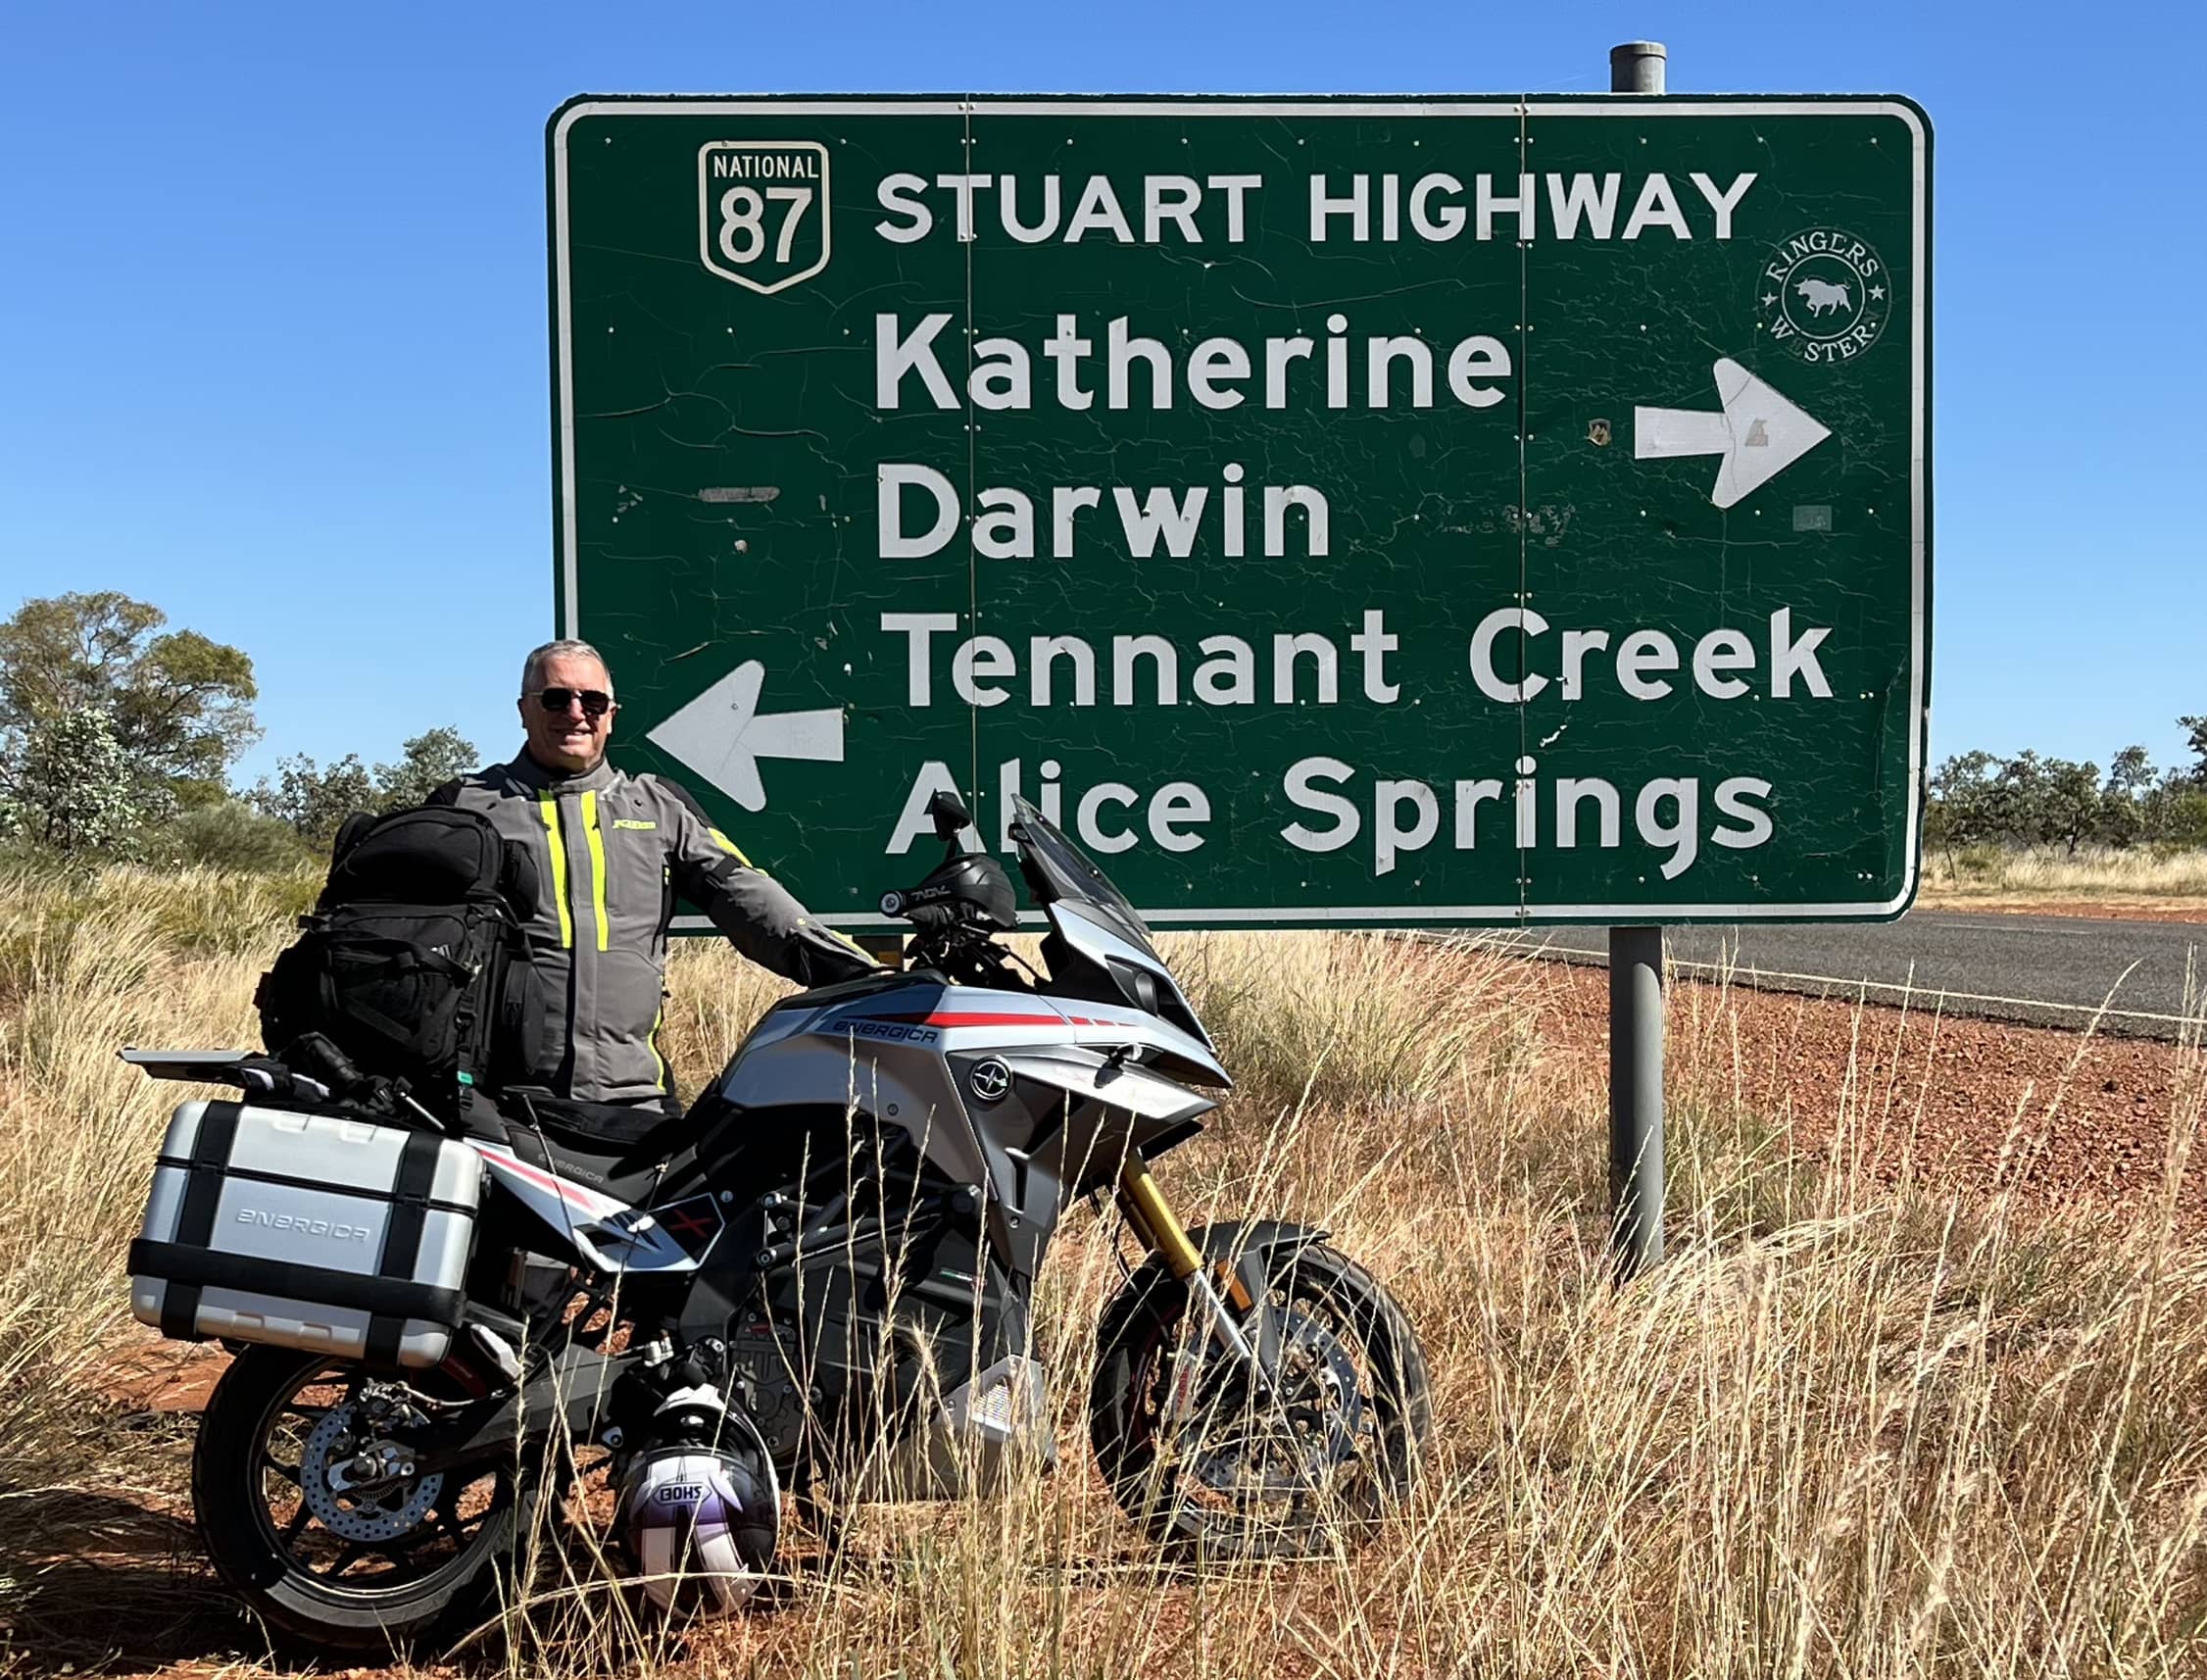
[551,95,1929,926]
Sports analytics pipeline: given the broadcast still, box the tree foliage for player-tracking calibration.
[0,707,178,857]
[372,726,479,812]
[251,753,375,849]
[1929,721,2207,855]
[251,728,481,847]
[0,592,259,795]
[2182,716,2207,784]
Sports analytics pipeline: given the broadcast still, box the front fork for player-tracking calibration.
[1116,1161,1272,1411]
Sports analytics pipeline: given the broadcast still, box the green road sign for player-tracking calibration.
[549,94,1931,930]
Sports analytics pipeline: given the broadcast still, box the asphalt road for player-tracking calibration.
[1453,913,2207,1041]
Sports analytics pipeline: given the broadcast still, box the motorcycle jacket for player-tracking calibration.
[431,753,876,1103]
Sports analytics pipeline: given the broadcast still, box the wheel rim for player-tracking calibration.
[1125,1263,1403,1542]
[247,1360,516,1599]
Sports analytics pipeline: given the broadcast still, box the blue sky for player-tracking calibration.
[3,0,2202,790]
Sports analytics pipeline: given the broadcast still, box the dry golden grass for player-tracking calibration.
[1,869,2205,1678]
[1921,845,2207,905]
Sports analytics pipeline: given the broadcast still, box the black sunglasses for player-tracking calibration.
[527,687,617,718]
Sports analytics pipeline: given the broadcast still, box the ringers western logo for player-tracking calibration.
[1756,228,1891,365]
[698,141,831,294]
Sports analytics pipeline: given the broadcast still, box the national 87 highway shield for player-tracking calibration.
[549,95,1930,930]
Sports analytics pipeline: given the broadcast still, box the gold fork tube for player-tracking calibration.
[1116,1161,1255,1312]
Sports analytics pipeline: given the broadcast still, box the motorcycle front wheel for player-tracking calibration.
[1090,1238,1431,1560]
[192,1346,548,1653]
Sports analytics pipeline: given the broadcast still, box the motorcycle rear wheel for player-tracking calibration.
[192,1346,548,1653]
[1090,1238,1430,1559]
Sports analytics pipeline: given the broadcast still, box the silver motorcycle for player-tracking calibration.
[123,790,1430,1650]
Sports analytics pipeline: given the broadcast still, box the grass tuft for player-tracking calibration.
[1923,843,2207,901]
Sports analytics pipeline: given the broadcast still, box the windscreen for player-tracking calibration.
[1007,796,1158,958]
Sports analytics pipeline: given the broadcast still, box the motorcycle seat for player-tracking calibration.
[532,1132,685,1210]
[490,1092,699,1208]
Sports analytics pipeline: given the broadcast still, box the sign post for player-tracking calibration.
[548,83,1932,1257]
[1609,40,1668,1279]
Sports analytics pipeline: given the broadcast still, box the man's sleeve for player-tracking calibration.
[654,777,880,987]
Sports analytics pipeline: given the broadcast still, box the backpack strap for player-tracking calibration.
[499,838,541,918]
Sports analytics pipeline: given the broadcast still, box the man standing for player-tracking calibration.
[433,639,877,1112]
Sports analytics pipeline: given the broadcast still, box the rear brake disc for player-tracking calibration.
[300,1402,446,1544]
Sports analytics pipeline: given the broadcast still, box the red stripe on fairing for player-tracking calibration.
[878,1012,1066,1028]
[476,1146,615,1213]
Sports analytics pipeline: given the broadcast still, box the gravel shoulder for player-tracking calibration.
[1530,961,2207,1225]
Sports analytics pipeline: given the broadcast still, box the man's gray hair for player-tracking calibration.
[520,638,612,695]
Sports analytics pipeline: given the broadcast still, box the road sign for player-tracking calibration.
[549,95,1931,931]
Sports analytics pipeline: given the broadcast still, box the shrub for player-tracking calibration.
[157,799,316,873]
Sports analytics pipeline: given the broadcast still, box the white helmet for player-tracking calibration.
[617,1443,779,1615]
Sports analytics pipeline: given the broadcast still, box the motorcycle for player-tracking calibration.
[122,790,1431,1650]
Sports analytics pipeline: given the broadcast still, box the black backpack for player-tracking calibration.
[256,806,542,1111]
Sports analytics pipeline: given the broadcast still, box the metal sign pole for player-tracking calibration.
[1607,40,1667,1279]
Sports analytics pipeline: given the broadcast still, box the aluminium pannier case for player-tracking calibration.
[128,1099,484,1370]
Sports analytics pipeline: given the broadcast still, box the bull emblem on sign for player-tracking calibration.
[1794,277,1852,317]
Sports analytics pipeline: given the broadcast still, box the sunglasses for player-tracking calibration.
[527,687,617,718]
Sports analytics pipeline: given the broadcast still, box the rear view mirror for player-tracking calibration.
[926,787,974,845]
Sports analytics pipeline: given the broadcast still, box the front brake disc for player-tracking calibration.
[1185,1306,1366,1501]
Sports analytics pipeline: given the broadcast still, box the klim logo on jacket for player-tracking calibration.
[699,142,831,294]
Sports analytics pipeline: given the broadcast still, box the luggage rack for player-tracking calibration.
[120,1047,450,1135]
[122,1048,262,1082]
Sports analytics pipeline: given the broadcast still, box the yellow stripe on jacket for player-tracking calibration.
[581,789,610,953]
[538,795,573,949]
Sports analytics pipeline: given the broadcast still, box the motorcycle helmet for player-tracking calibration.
[616,1442,780,1614]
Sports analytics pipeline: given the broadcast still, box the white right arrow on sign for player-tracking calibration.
[1634,358,1833,511]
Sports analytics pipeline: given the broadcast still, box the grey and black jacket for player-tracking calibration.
[432,754,875,1104]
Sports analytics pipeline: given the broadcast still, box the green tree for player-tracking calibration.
[1928,750,1999,850]
[0,707,177,857]
[372,727,478,811]
[0,592,260,801]
[251,727,478,848]
[2100,746,2156,848]
[2036,757,2104,854]
[2158,787,2207,847]
[251,753,374,849]
[2181,716,2207,785]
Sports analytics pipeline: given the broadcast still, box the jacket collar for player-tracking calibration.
[505,750,617,795]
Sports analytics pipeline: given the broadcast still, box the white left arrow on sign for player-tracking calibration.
[1635,357,1832,511]
[646,661,844,813]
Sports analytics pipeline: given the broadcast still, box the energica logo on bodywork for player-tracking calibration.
[967,1059,1013,1104]
[844,1017,942,1045]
